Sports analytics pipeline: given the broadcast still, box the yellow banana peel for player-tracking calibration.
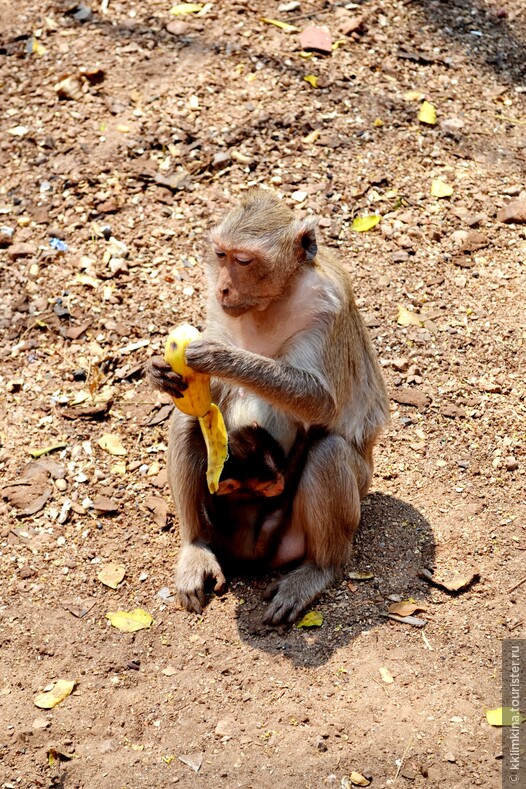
[164,324,228,494]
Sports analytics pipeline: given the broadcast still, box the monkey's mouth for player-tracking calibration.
[220,303,252,317]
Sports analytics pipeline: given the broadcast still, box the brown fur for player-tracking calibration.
[149,188,389,624]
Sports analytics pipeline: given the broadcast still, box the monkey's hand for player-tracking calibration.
[148,356,188,399]
[184,339,230,376]
[175,544,227,614]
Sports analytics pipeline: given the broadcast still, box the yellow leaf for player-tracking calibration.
[303,129,320,144]
[348,571,374,580]
[28,443,67,458]
[431,178,454,198]
[351,215,381,232]
[34,680,76,709]
[379,667,394,684]
[97,563,126,590]
[418,101,437,125]
[332,39,346,50]
[97,433,127,456]
[31,39,46,56]
[260,17,299,32]
[373,118,384,127]
[303,75,318,88]
[296,610,323,628]
[397,305,423,327]
[110,462,127,475]
[169,3,203,14]
[106,608,154,632]
[298,51,313,59]
[70,391,90,405]
[75,273,100,288]
[485,707,526,727]
[350,772,371,787]
[404,90,425,102]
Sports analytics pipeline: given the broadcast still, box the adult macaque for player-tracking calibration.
[149,189,389,624]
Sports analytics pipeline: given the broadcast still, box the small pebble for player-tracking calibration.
[55,478,68,492]
[505,456,519,472]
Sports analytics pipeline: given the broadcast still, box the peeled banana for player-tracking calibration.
[164,324,228,494]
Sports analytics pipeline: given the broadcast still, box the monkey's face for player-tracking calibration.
[210,245,278,316]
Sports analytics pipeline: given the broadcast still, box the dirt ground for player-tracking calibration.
[1,0,525,786]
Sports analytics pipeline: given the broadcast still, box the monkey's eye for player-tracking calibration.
[214,249,226,259]
[234,254,252,266]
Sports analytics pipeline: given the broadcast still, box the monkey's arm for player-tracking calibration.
[185,339,337,426]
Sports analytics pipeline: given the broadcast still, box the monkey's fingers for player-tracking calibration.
[148,357,188,398]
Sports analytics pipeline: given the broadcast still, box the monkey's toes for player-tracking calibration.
[178,588,205,615]
[213,572,227,594]
[262,594,304,625]
[262,580,280,601]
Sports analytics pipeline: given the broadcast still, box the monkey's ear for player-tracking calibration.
[295,217,318,263]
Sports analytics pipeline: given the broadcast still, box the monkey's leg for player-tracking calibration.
[168,411,226,614]
[263,435,372,625]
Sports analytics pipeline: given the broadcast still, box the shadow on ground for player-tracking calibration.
[232,492,435,668]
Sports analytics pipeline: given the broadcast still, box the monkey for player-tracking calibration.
[148,188,389,624]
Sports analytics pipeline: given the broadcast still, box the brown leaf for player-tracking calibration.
[340,15,367,35]
[63,598,97,618]
[61,401,112,420]
[388,601,427,617]
[92,495,120,514]
[145,404,174,426]
[1,471,52,516]
[419,567,480,593]
[439,404,467,418]
[497,197,526,224]
[65,321,92,340]
[144,496,169,528]
[390,388,431,409]
[459,230,488,253]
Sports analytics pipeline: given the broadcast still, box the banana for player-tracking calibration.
[164,324,228,494]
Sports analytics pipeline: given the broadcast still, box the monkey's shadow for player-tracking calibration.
[231,492,435,668]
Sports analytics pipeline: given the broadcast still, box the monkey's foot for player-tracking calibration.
[262,563,335,625]
[175,544,226,614]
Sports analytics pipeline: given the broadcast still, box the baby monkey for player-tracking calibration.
[149,188,389,624]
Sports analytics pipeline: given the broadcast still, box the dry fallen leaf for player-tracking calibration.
[379,667,394,684]
[418,100,437,125]
[350,771,371,787]
[303,75,319,88]
[388,601,427,617]
[397,305,423,327]
[34,680,76,709]
[260,17,299,32]
[106,608,154,632]
[485,707,526,727]
[387,613,427,628]
[296,610,323,628]
[97,563,126,590]
[351,215,382,232]
[47,746,74,765]
[419,567,480,593]
[28,443,67,459]
[431,179,454,198]
[348,571,374,581]
[97,433,127,456]
[169,2,203,14]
